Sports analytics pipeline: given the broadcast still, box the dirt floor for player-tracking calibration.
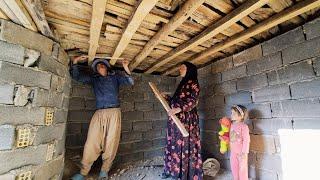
[63,151,232,180]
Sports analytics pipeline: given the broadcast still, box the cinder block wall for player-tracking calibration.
[0,20,71,179]
[66,73,176,165]
[198,17,320,180]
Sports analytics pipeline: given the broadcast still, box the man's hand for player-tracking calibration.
[122,59,131,75]
[168,107,182,116]
[72,55,87,64]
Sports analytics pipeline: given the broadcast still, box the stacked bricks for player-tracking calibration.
[66,72,176,166]
[0,20,70,179]
[198,17,320,180]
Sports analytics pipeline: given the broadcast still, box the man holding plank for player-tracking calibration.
[70,56,134,180]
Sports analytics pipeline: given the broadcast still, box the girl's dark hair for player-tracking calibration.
[231,105,248,121]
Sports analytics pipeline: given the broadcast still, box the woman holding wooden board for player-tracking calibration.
[161,62,203,180]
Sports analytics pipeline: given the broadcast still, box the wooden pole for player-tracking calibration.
[149,82,189,137]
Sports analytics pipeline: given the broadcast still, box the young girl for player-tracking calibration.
[230,105,250,180]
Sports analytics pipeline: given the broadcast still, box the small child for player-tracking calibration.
[229,105,250,180]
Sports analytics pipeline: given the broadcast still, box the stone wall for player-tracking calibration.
[0,20,71,179]
[198,17,320,180]
[66,73,176,166]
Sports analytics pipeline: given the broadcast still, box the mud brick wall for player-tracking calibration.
[66,73,176,165]
[198,17,320,180]
[0,20,71,179]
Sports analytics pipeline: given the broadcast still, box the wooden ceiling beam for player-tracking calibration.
[129,0,206,70]
[164,0,320,75]
[0,0,37,31]
[21,0,54,38]
[88,0,108,62]
[109,0,159,65]
[145,0,269,74]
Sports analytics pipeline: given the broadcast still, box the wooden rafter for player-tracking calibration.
[109,0,159,65]
[0,8,9,20]
[145,0,269,74]
[0,0,37,31]
[164,0,320,75]
[129,0,206,70]
[88,0,108,62]
[21,0,54,38]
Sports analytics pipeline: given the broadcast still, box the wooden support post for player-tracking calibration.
[149,82,189,137]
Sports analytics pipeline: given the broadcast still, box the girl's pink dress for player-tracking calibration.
[230,122,250,180]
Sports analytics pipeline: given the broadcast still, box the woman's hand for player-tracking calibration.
[168,107,182,116]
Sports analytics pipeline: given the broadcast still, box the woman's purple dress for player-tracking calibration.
[164,80,203,180]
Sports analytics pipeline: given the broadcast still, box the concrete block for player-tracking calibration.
[213,81,237,95]
[66,123,81,135]
[51,43,60,59]
[198,64,212,77]
[68,97,85,110]
[206,95,225,108]
[250,134,276,154]
[211,56,233,74]
[0,144,47,174]
[314,57,320,76]
[247,103,272,119]
[133,121,152,131]
[247,52,282,76]
[0,41,24,65]
[282,37,320,65]
[134,102,153,111]
[252,84,291,103]
[58,48,70,66]
[121,132,143,142]
[225,91,252,105]
[255,153,282,173]
[221,65,246,82]
[152,138,166,148]
[267,60,315,85]
[262,27,305,56]
[33,123,66,145]
[38,54,68,77]
[34,155,64,180]
[143,130,163,140]
[152,120,167,130]
[119,152,143,164]
[0,83,14,104]
[291,78,320,99]
[237,73,268,91]
[71,86,95,98]
[51,74,65,93]
[121,121,132,132]
[84,99,96,110]
[253,118,292,135]
[144,148,163,159]
[233,45,262,66]
[144,111,162,120]
[249,166,278,180]
[303,17,320,40]
[0,125,15,150]
[0,20,53,55]
[68,110,94,122]
[0,106,47,125]
[120,102,134,112]
[122,111,143,121]
[293,118,320,129]
[272,99,320,117]
[31,88,64,108]
[0,61,51,89]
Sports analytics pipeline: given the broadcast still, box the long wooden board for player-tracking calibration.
[149,82,189,137]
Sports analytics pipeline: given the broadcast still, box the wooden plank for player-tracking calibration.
[129,0,206,70]
[109,0,159,65]
[88,0,108,62]
[0,8,9,20]
[21,0,54,38]
[3,0,37,31]
[145,0,268,74]
[149,82,189,137]
[0,1,21,23]
[164,0,320,75]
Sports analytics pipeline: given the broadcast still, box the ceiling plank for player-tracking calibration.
[129,0,206,70]
[0,8,9,20]
[164,0,320,75]
[88,0,108,62]
[1,0,37,31]
[21,0,54,38]
[109,0,159,65]
[145,0,269,74]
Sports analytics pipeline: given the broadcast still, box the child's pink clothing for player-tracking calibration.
[230,122,250,180]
